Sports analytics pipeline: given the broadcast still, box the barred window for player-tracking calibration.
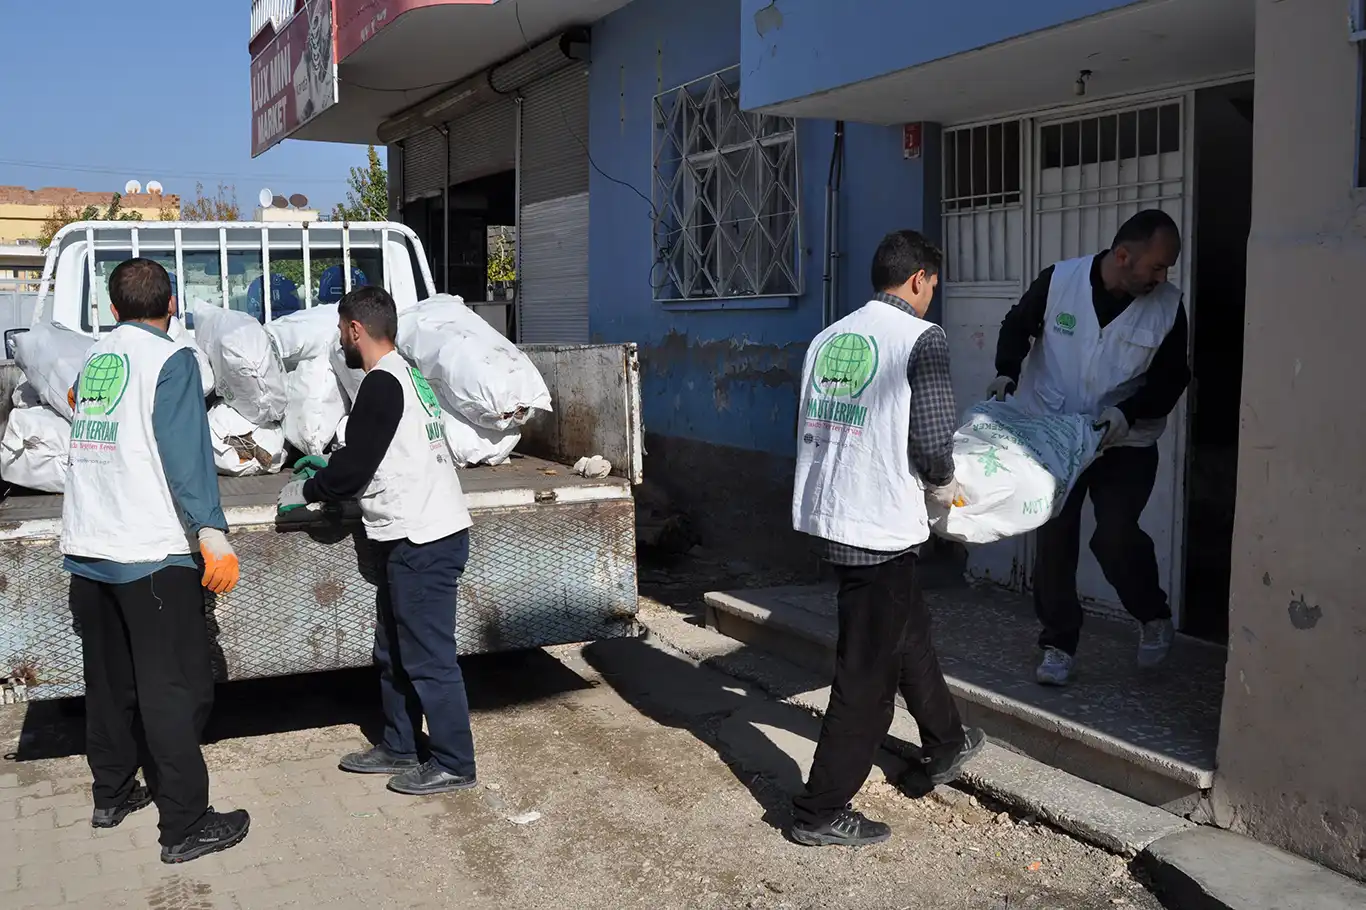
[652,68,801,302]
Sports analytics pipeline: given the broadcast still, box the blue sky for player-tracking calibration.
[0,0,374,212]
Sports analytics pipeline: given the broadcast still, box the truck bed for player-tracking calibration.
[0,454,628,534]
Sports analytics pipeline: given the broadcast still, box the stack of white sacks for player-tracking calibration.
[272,294,552,467]
[1,293,552,494]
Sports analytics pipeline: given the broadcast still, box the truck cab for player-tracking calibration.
[34,220,433,334]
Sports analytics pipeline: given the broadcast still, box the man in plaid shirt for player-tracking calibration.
[789,230,985,848]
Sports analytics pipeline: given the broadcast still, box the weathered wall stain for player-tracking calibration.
[1287,592,1322,630]
[754,1,783,37]
[643,330,804,421]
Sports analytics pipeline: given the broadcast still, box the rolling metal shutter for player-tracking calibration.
[517,65,590,343]
[402,128,446,202]
[448,97,517,186]
[386,143,403,217]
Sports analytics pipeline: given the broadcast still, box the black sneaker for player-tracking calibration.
[91,783,153,829]
[925,727,987,786]
[339,745,420,775]
[160,809,251,865]
[790,808,891,847]
[387,760,477,796]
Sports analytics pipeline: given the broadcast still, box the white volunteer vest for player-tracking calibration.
[62,324,193,562]
[1014,255,1182,448]
[793,300,936,551]
[359,351,472,544]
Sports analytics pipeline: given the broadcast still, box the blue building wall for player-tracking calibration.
[739,0,1134,111]
[588,0,932,463]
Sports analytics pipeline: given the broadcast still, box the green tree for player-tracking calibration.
[330,145,389,221]
[180,182,242,221]
[39,193,144,248]
[488,225,516,287]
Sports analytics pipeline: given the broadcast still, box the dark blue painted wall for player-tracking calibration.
[588,0,931,458]
[739,0,1136,111]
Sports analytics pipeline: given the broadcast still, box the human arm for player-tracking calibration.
[1116,299,1192,423]
[993,265,1054,386]
[302,369,403,503]
[907,327,958,488]
[152,349,226,535]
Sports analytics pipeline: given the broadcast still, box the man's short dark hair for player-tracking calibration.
[871,230,943,292]
[108,258,172,322]
[1112,209,1181,251]
[338,285,397,342]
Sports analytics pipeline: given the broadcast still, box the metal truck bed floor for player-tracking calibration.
[0,454,628,528]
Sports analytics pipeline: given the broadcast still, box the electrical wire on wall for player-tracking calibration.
[510,1,670,293]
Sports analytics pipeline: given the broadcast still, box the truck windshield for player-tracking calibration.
[84,246,386,331]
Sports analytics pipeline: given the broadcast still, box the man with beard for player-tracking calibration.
[986,209,1192,686]
[277,286,477,795]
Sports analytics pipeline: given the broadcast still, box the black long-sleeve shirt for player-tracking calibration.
[994,252,1191,424]
[303,369,403,502]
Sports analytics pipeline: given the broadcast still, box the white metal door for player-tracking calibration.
[1032,97,1192,623]
[940,120,1029,588]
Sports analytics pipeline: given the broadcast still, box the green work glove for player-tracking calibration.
[292,454,329,480]
[277,478,309,514]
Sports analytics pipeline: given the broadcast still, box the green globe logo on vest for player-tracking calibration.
[408,367,445,441]
[1054,312,1077,335]
[808,333,880,429]
[71,352,130,445]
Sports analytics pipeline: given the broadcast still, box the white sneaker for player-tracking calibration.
[1035,647,1074,686]
[1138,618,1174,668]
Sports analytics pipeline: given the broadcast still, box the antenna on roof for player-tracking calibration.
[124,180,142,195]
[258,187,274,208]
[146,180,163,195]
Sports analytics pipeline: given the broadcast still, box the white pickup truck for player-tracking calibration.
[0,221,642,703]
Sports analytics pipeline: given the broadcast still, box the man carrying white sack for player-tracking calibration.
[277,286,479,796]
[790,230,985,848]
[62,258,249,864]
[987,209,1192,687]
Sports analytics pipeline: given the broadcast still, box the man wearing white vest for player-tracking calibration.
[277,286,478,796]
[988,210,1192,687]
[63,258,250,864]
[790,230,985,848]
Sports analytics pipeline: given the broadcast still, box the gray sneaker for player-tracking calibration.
[1138,618,1174,668]
[1035,647,1075,686]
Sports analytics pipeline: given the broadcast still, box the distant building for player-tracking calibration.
[0,185,181,244]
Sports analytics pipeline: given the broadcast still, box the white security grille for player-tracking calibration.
[942,120,1025,285]
[1035,101,1185,267]
[652,67,801,301]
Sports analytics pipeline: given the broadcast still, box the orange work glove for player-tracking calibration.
[197,528,240,595]
[67,387,75,411]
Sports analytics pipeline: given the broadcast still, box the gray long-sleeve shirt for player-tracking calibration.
[64,322,225,584]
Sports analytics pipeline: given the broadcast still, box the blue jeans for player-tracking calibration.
[372,530,475,777]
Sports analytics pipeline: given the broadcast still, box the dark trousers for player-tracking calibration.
[372,529,475,777]
[70,566,214,847]
[792,552,965,827]
[1034,444,1171,655]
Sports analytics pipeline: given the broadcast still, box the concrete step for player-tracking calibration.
[703,583,1224,811]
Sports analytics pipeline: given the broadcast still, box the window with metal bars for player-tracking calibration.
[1039,104,1180,171]
[652,68,801,302]
[940,121,1024,284]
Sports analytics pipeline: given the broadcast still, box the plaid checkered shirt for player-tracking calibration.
[814,292,958,566]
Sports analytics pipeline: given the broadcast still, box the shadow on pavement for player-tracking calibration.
[4,648,590,764]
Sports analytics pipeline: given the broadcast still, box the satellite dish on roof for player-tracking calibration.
[146,180,163,195]
[258,187,274,208]
[272,194,289,208]
[288,193,309,208]
[124,180,142,195]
